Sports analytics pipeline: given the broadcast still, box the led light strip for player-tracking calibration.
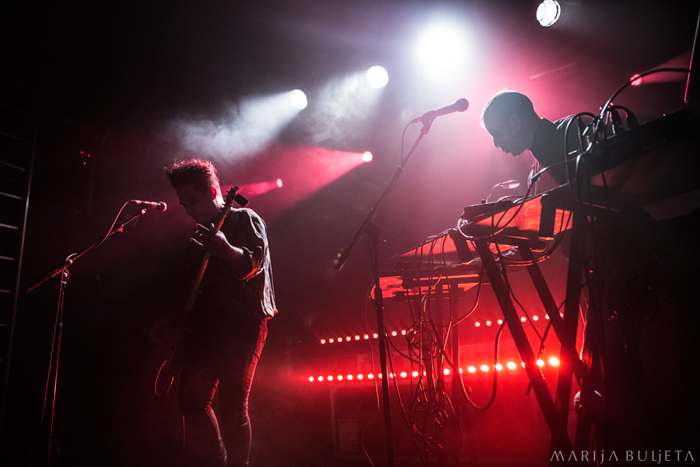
[318,315,551,345]
[307,357,561,382]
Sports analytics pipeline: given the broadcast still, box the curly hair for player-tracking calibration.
[164,159,220,194]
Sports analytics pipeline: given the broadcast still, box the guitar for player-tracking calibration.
[155,187,241,397]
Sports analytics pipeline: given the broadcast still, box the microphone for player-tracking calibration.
[410,98,469,124]
[130,200,168,211]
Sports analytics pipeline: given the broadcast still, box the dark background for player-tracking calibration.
[2,0,698,465]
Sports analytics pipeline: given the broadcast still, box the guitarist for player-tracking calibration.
[164,159,277,467]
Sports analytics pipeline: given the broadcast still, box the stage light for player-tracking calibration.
[416,21,470,78]
[521,317,527,322]
[401,329,406,335]
[355,335,360,340]
[318,376,324,381]
[537,359,545,367]
[308,376,315,382]
[537,0,561,27]
[327,375,334,381]
[320,339,326,344]
[630,73,643,86]
[496,364,503,371]
[364,334,370,340]
[337,375,343,381]
[412,371,419,377]
[549,357,560,367]
[366,66,389,89]
[368,373,375,379]
[545,315,550,320]
[458,368,463,374]
[443,368,451,376]
[486,320,492,326]
[290,89,308,109]
[400,371,408,378]
[468,366,476,373]
[373,333,378,338]
[357,374,364,380]
[347,374,353,380]
[498,319,503,325]
[329,338,334,343]
[480,365,489,372]
[276,178,283,188]
[475,321,481,327]
[507,362,517,370]
[391,331,398,337]
[533,315,539,321]
[346,336,351,342]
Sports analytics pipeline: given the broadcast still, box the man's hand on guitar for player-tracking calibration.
[191,223,230,255]
[191,223,250,268]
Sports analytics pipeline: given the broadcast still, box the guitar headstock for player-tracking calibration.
[223,186,249,209]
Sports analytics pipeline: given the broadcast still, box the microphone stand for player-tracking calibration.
[335,118,435,467]
[27,206,156,466]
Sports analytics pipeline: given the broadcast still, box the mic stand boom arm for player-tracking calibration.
[27,208,150,292]
[333,120,434,467]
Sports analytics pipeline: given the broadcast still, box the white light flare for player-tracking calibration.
[366,66,389,89]
[415,22,472,79]
[537,0,561,27]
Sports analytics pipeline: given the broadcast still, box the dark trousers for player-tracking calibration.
[178,315,268,467]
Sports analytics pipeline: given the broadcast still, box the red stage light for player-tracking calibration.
[521,317,527,322]
[507,362,516,370]
[480,365,489,372]
[362,151,373,162]
[549,357,560,367]
[486,320,492,326]
[347,375,353,380]
[357,374,364,380]
[400,371,407,378]
[368,374,375,379]
[537,359,545,367]
[475,321,481,327]
[496,364,503,371]
[443,368,451,376]
[308,376,315,382]
[364,334,370,340]
[329,338,334,343]
[320,339,326,344]
[468,366,476,373]
[355,335,360,340]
